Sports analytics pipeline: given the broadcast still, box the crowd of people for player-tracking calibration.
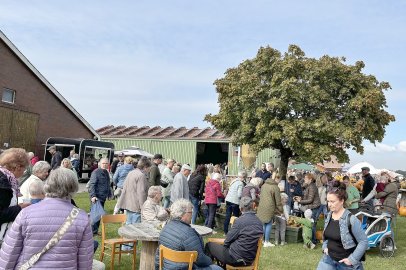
[0,146,404,269]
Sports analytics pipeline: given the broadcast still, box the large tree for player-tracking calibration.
[205,45,395,178]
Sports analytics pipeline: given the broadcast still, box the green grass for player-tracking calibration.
[74,192,405,270]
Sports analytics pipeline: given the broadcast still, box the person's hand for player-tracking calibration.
[323,248,329,255]
[91,197,98,203]
[296,197,301,202]
[339,258,352,266]
[19,202,31,209]
[290,188,294,192]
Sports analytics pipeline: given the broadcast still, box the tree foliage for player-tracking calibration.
[205,45,395,176]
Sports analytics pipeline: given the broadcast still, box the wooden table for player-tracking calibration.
[118,222,212,270]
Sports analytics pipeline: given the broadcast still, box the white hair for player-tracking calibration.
[250,177,262,187]
[148,186,162,198]
[32,161,51,175]
[170,199,192,220]
[238,171,247,178]
[29,181,45,196]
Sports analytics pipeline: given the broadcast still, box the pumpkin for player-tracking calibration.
[399,206,406,217]
[315,230,323,241]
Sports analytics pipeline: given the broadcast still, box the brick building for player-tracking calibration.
[0,30,98,158]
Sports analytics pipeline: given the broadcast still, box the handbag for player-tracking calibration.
[90,200,106,225]
[18,207,80,270]
[160,179,169,188]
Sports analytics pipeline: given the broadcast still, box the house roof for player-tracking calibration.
[97,125,229,141]
[0,30,99,139]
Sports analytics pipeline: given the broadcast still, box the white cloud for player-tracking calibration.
[364,142,396,153]
[397,141,406,152]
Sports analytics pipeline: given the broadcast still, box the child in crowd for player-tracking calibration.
[274,193,290,245]
[295,209,315,249]
[29,181,45,204]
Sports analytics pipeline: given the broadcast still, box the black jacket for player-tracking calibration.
[0,171,21,226]
[362,173,375,199]
[88,168,111,202]
[224,211,263,265]
[188,174,205,199]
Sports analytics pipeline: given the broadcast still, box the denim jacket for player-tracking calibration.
[322,209,368,265]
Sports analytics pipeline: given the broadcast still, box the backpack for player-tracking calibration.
[347,213,366,262]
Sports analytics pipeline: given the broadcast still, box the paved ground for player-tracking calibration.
[78,183,88,193]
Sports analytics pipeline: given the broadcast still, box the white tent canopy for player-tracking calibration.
[114,146,154,158]
[347,162,379,175]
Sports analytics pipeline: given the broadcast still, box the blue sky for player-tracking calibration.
[1,1,406,169]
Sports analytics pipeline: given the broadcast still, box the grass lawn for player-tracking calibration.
[74,192,405,270]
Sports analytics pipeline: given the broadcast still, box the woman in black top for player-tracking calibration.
[0,148,31,242]
[317,181,368,270]
[188,164,207,224]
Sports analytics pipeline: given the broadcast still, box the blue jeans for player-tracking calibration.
[316,204,329,219]
[311,207,320,244]
[126,210,141,225]
[163,196,171,209]
[190,195,200,225]
[263,221,273,242]
[224,201,240,234]
[317,254,363,270]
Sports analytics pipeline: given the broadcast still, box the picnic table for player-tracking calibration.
[118,222,212,270]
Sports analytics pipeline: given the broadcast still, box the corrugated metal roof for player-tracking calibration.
[97,125,229,141]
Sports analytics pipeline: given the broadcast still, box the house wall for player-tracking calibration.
[0,39,94,157]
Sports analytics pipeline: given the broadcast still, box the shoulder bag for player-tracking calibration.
[18,207,80,270]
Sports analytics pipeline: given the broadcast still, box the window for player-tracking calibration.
[2,88,15,104]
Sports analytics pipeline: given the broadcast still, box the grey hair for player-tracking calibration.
[98,158,109,165]
[238,171,247,178]
[32,161,51,175]
[72,153,79,159]
[170,199,193,220]
[280,192,288,200]
[148,185,162,198]
[44,168,79,199]
[239,196,254,212]
[29,181,45,196]
[250,177,262,187]
[137,158,152,170]
[27,152,34,159]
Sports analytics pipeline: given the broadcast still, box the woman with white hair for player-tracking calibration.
[141,186,168,224]
[204,172,225,230]
[155,199,222,270]
[20,161,51,201]
[223,171,245,234]
[0,168,94,269]
[241,177,262,200]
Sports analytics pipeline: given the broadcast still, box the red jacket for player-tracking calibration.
[204,179,224,204]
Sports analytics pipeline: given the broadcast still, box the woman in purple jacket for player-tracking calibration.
[0,168,94,270]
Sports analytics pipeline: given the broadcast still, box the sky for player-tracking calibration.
[1,1,406,170]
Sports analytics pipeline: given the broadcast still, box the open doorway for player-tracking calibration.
[196,142,228,166]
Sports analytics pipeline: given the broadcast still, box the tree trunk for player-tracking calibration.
[279,148,291,180]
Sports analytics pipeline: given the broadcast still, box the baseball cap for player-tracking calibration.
[47,145,56,151]
[181,164,192,171]
[118,152,125,157]
[361,167,370,171]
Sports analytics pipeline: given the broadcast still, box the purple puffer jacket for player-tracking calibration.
[0,198,94,270]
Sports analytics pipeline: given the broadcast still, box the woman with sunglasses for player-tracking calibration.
[317,181,368,270]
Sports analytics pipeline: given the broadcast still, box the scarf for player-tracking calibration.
[0,166,21,197]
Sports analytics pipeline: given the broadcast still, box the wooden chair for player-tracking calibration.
[207,237,263,270]
[100,214,137,270]
[159,245,197,270]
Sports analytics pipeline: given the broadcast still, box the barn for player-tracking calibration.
[0,30,98,157]
[97,125,280,175]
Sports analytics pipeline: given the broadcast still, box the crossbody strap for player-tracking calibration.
[19,207,80,270]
